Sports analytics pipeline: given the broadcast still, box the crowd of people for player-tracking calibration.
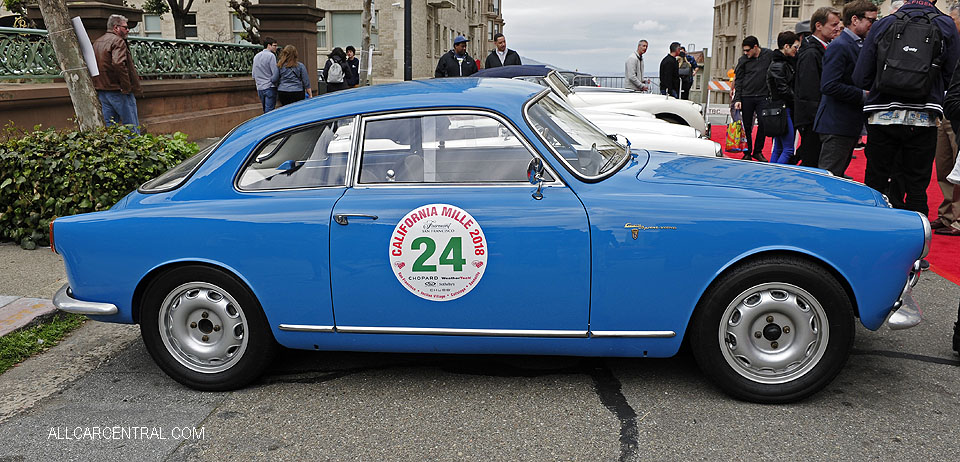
[623,40,701,100]
[731,0,960,239]
[253,32,522,112]
[253,37,362,113]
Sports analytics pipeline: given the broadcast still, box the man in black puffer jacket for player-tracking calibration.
[794,7,842,167]
[435,35,478,78]
[733,36,774,161]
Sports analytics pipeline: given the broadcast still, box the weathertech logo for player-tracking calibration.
[902,45,919,53]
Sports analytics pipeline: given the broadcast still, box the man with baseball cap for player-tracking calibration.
[435,35,479,77]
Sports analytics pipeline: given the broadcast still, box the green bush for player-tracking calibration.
[0,124,198,248]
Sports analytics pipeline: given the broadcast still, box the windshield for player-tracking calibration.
[139,143,215,192]
[525,92,627,180]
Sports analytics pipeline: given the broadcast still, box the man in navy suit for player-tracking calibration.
[813,0,878,177]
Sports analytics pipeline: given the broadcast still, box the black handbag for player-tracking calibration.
[758,100,788,137]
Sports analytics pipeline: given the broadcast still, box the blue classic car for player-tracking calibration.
[51,78,929,403]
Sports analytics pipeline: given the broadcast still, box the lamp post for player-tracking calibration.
[404,0,411,81]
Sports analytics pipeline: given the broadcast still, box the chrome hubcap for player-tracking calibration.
[718,282,829,384]
[159,282,248,374]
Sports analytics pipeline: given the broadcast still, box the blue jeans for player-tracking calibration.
[98,91,140,133]
[771,109,795,164]
[258,88,278,113]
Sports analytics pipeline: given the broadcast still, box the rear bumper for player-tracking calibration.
[53,284,118,316]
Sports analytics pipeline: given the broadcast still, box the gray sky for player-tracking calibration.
[502,0,715,76]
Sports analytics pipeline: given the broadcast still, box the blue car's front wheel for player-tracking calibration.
[690,256,855,403]
[140,265,277,390]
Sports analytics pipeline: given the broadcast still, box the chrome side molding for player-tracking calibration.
[337,326,588,337]
[276,324,678,339]
[589,330,677,338]
[278,324,336,332]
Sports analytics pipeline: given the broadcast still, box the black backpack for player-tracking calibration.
[875,10,945,101]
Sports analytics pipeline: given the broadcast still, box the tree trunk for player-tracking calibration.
[361,0,371,85]
[167,0,194,40]
[35,0,104,131]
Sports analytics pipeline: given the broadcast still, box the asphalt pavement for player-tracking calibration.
[0,239,958,460]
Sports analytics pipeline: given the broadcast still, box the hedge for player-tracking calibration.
[0,125,198,249]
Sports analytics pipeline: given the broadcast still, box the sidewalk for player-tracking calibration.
[0,242,66,337]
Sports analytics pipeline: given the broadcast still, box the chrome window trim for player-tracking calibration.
[233,115,360,193]
[278,324,336,332]
[522,89,630,183]
[352,108,564,188]
[351,183,559,190]
[589,330,677,338]
[139,125,238,194]
[336,326,587,337]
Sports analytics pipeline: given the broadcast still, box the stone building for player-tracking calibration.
[708,0,946,104]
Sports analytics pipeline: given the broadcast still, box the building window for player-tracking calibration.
[331,12,361,50]
[185,12,198,38]
[487,20,493,41]
[317,17,327,49]
[782,0,800,18]
[232,14,250,44]
[435,23,441,55]
[371,9,380,51]
[142,14,162,38]
[427,20,433,57]
[492,0,499,14]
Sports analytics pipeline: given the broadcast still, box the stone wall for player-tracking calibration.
[0,78,260,139]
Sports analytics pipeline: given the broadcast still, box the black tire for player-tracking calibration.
[689,256,854,403]
[139,265,277,391]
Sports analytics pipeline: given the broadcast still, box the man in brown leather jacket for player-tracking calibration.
[93,15,142,132]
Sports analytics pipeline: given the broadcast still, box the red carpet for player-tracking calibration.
[710,125,960,285]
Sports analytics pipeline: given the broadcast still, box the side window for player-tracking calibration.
[238,117,354,190]
[358,114,551,184]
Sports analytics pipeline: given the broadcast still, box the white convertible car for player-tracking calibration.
[474,66,719,157]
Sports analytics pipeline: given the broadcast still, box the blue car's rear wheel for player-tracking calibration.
[690,256,854,403]
[140,265,277,390]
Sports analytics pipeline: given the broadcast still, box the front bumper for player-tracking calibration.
[885,260,923,330]
[53,284,118,316]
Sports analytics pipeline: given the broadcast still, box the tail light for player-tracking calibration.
[49,218,57,254]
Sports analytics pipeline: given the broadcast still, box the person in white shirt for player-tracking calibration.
[484,33,521,69]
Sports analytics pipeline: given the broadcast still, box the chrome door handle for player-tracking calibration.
[334,214,378,225]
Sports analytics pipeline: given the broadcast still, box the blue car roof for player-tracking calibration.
[243,77,546,135]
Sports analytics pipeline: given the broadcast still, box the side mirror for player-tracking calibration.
[526,158,545,200]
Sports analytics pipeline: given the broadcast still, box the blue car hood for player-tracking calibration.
[629,152,880,206]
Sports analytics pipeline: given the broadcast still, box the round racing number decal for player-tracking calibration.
[389,204,488,301]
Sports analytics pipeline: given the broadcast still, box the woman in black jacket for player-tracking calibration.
[766,31,800,164]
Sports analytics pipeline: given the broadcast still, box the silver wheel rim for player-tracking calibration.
[158,282,249,374]
[718,282,829,384]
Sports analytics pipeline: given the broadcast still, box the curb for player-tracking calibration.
[0,296,58,338]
